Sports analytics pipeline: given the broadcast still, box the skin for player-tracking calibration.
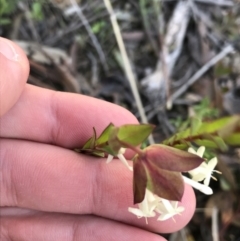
[0,37,196,241]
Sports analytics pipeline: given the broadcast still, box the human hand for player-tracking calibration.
[0,37,196,241]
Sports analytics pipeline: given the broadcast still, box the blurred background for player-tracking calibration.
[1,0,240,240]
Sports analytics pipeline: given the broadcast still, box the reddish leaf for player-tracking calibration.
[144,144,204,172]
[133,147,187,203]
[132,144,205,203]
[146,163,184,201]
[133,156,147,204]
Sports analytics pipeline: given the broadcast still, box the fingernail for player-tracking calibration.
[0,38,19,61]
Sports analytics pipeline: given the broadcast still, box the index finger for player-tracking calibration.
[0,37,29,116]
[0,84,138,148]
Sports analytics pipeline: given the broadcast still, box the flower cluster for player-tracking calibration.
[128,189,185,224]
[107,145,219,222]
[184,146,220,195]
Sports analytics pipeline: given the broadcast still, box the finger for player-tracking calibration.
[0,37,29,116]
[1,139,196,233]
[0,84,138,148]
[1,211,166,241]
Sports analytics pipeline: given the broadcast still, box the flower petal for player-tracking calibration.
[203,174,212,186]
[188,147,197,155]
[183,176,213,195]
[197,146,205,157]
[118,154,133,171]
[207,157,218,170]
[128,207,146,218]
[106,154,114,163]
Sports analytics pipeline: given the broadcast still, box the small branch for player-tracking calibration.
[69,0,108,72]
[164,1,191,76]
[164,1,191,108]
[212,207,220,241]
[103,0,154,145]
[18,2,41,43]
[167,44,235,107]
[139,0,159,56]
[120,141,144,156]
[162,0,234,7]
[165,130,218,147]
[194,0,233,7]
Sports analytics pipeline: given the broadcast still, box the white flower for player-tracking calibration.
[128,189,159,223]
[156,198,185,221]
[106,148,133,171]
[188,146,205,158]
[128,189,185,223]
[188,146,220,186]
[189,157,218,186]
[183,175,213,195]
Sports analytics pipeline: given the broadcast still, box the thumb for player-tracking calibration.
[0,37,29,117]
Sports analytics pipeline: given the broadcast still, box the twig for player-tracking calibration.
[18,2,41,43]
[212,206,219,241]
[88,53,99,88]
[164,1,191,76]
[162,0,234,7]
[142,1,190,111]
[69,0,108,72]
[169,228,188,241]
[46,12,109,45]
[103,0,154,144]
[194,0,233,7]
[139,0,159,56]
[180,228,188,241]
[164,1,191,108]
[167,44,235,107]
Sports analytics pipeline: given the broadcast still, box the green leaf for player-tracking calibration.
[0,18,11,25]
[198,117,237,134]
[117,124,155,146]
[214,62,232,78]
[91,21,106,34]
[96,123,114,145]
[108,126,122,154]
[0,0,18,15]
[108,124,155,155]
[162,116,240,150]
[31,2,44,21]
[213,137,228,151]
[82,128,97,150]
[201,134,228,151]
[194,139,219,149]
[193,98,219,119]
[218,116,240,139]
[190,117,202,135]
[172,144,188,150]
[79,149,105,157]
[91,150,105,157]
[225,133,240,146]
[98,145,115,156]
[166,135,177,145]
